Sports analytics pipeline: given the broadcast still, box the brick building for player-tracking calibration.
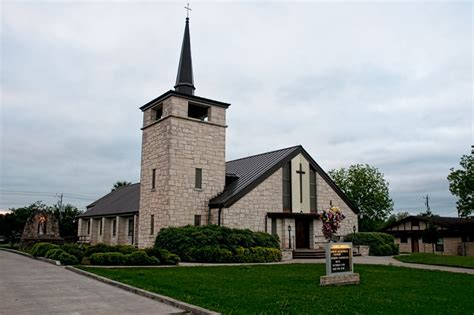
[384,216,474,256]
[77,17,359,250]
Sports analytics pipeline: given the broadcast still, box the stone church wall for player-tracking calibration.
[316,172,358,237]
[223,169,283,232]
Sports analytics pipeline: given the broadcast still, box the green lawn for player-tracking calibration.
[394,253,474,269]
[81,264,474,314]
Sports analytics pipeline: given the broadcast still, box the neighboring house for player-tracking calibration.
[384,216,474,256]
[77,16,359,250]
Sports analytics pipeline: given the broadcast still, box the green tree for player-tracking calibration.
[53,204,83,237]
[329,164,394,232]
[447,154,473,217]
[0,202,50,245]
[111,181,132,192]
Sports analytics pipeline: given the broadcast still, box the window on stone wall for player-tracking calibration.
[194,215,201,226]
[152,104,163,121]
[271,218,277,236]
[310,168,317,212]
[188,103,209,121]
[128,219,134,237]
[87,220,90,235]
[112,219,117,237]
[152,168,156,190]
[400,236,408,243]
[195,168,202,189]
[436,238,444,252]
[99,219,103,236]
[282,162,292,212]
[150,215,154,235]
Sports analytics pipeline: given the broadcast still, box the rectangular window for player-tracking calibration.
[282,162,292,212]
[194,215,201,226]
[99,219,103,236]
[309,169,317,212]
[195,168,202,189]
[400,236,408,243]
[150,215,154,235]
[436,238,444,252]
[152,169,156,190]
[188,103,209,121]
[271,218,277,236]
[153,104,163,120]
[87,220,91,235]
[112,219,117,237]
[128,219,134,237]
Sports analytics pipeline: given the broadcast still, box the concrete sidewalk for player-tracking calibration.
[0,250,185,315]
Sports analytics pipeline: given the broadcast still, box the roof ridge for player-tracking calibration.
[226,145,302,163]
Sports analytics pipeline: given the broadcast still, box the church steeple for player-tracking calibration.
[174,17,195,95]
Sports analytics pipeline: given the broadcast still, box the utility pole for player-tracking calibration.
[424,194,432,216]
[56,193,64,213]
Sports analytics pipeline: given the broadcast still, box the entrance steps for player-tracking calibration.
[292,249,326,259]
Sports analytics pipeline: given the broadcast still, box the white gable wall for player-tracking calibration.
[291,154,310,213]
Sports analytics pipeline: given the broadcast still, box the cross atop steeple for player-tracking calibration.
[174,12,195,95]
[184,3,192,18]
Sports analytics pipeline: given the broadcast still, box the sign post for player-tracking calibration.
[320,242,360,286]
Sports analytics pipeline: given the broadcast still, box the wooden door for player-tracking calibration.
[295,220,310,249]
[411,236,419,253]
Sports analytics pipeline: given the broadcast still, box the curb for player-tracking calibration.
[0,247,61,266]
[65,266,220,315]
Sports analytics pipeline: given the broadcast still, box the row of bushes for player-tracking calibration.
[156,225,282,263]
[344,232,399,256]
[30,242,180,266]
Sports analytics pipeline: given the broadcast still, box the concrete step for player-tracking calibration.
[292,249,325,259]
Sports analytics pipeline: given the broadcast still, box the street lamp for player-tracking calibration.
[288,225,292,249]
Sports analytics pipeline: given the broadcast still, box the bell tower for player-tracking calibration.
[137,15,230,248]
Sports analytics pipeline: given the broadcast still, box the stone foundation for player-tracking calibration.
[320,273,360,286]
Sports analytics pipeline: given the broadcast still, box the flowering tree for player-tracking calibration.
[320,206,346,241]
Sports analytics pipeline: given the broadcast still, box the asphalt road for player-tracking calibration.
[0,250,184,315]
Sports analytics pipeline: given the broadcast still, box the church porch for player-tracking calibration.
[77,214,138,247]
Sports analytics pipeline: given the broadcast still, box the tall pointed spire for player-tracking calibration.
[174,17,195,95]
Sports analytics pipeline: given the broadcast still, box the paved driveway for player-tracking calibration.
[0,250,184,315]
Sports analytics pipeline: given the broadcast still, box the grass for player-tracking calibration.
[394,253,474,269]
[81,264,474,314]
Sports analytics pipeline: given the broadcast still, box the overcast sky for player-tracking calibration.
[1,1,472,217]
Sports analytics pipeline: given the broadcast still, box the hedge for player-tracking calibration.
[44,248,79,265]
[61,244,85,261]
[89,251,159,266]
[344,232,399,256]
[145,247,180,265]
[154,225,282,263]
[31,242,60,257]
[155,225,280,260]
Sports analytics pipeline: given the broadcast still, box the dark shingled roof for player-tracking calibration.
[209,145,359,214]
[78,183,139,218]
[385,215,474,231]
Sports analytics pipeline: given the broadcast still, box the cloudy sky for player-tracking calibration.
[1,1,472,216]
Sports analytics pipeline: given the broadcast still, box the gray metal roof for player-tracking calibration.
[78,183,139,218]
[209,145,301,208]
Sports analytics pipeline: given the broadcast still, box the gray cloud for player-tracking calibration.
[1,2,471,216]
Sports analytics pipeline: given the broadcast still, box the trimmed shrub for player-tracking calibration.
[44,248,78,265]
[155,225,280,260]
[344,232,398,256]
[85,244,117,257]
[145,247,180,265]
[89,252,127,265]
[115,245,140,255]
[234,246,282,263]
[61,244,85,261]
[31,242,59,257]
[126,251,159,265]
[188,246,234,263]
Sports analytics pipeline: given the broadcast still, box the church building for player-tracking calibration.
[77,16,359,252]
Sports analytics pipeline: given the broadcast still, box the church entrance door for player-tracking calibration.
[295,219,310,249]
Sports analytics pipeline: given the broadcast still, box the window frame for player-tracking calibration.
[195,168,202,189]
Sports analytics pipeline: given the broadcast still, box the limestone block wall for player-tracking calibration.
[465,242,474,256]
[223,169,283,232]
[316,173,358,237]
[138,96,227,249]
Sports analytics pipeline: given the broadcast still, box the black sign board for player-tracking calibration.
[330,247,351,273]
